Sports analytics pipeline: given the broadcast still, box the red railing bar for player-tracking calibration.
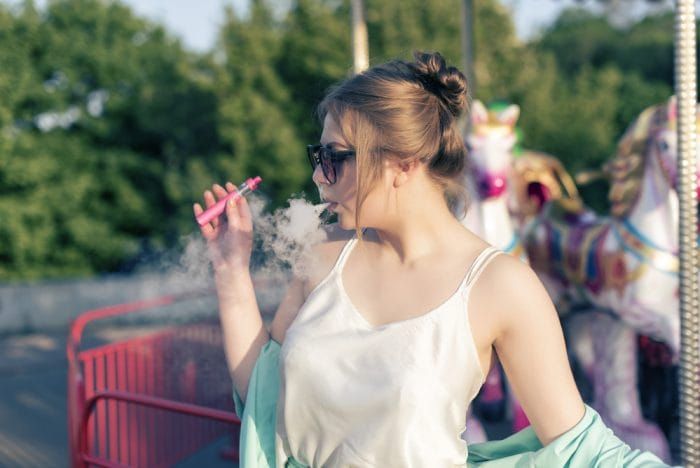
[66,289,215,369]
[107,352,117,462]
[116,349,128,464]
[66,290,241,467]
[79,391,240,462]
[96,355,106,459]
[80,453,130,468]
[76,328,176,361]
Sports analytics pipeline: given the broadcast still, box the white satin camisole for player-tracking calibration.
[276,233,504,467]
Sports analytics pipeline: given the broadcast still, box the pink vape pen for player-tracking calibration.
[195,176,262,226]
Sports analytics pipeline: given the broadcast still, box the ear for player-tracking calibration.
[498,104,520,127]
[391,159,419,188]
[471,100,489,126]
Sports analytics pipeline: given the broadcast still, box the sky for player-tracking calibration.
[119,0,580,51]
[2,0,678,52]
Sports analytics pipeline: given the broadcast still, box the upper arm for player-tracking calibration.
[269,275,306,344]
[480,255,586,446]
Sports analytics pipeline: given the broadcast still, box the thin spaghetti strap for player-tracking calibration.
[461,246,504,289]
[331,230,362,274]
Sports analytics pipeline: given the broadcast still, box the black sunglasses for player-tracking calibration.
[306,144,356,184]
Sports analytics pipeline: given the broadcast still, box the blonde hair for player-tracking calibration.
[317,51,471,240]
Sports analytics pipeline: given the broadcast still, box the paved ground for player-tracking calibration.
[0,332,68,467]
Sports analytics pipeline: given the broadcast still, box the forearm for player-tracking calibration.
[215,268,270,403]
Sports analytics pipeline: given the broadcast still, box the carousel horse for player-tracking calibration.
[521,97,699,463]
[460,100,532,437]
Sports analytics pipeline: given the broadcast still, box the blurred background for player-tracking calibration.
[0,0,679,282]
[0,0,687,466]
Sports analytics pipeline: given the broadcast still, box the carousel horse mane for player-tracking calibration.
[604,103,666,218]
[603,98,700,218]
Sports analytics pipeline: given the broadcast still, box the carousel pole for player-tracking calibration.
[351,0,369,74]
[675,0,700,465]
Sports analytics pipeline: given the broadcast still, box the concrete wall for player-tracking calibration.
[0,272,286,335]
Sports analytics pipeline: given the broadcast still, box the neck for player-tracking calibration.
[364,199,467,265]
[626,152,678,252]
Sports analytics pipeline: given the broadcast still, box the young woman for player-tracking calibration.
[194,52,671,467]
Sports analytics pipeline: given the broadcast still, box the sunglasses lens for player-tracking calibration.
[320,148,336,183]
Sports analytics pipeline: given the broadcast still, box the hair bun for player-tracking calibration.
[410,51,469,117]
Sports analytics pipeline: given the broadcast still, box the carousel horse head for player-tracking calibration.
[465,100,520,200]
[605,96,700,218]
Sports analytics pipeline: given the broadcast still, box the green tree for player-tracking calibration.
[363,0,521,102]
[214,0,307,208]
[512,7,673,211]
[274,0,352,199]
[0,0,221,279]
[0,0,681,279]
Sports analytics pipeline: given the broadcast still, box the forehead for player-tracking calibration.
[320,113,349,147]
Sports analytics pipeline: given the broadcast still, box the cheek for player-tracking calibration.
[337,165,357,202]
[359,183,390,214]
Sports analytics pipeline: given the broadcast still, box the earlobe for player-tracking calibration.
[393,171,408,188]
[386,157,418,188]
[392,160,417,187]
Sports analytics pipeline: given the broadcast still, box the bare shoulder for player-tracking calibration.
[301,223,356,297]
[468,251,551,344]
[269,223,355,344]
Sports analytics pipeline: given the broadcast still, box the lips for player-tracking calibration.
[320,194,339,212]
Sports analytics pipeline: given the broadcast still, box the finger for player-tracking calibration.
[212,185,228,228]
[193,202,203,216]
[226,196,240,231]
[225,181,236,193]
[203,190,221,228]
[203,190,216,209]
[212,184,228,199]
[236,196,253,231]
[194,203,216,240]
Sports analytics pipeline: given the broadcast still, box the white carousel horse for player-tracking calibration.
[460,100,530,440]
[521,98,700,463]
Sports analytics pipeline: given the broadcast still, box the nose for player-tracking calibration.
[312,164,330,185]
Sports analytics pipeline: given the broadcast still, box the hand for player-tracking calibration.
[193,182,254,274]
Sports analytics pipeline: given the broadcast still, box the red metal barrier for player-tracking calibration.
[67,291,241,467]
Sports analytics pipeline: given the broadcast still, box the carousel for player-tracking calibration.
[433,1,700,466]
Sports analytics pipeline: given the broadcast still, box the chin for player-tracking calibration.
[336,213,357,231]
[338,218,355,231]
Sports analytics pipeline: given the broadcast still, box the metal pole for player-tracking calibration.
[351,0,369,74]
[675,0,700,465]
[461,0,475,97]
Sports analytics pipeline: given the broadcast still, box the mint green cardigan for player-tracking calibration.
[233,340,673,467]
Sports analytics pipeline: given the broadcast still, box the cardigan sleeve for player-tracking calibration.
[233,339,282,468]
[233,340,675,468]
[466,405,676,467]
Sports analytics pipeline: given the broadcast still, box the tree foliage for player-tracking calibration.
[0,0,679,279]
[508,7,673,210]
